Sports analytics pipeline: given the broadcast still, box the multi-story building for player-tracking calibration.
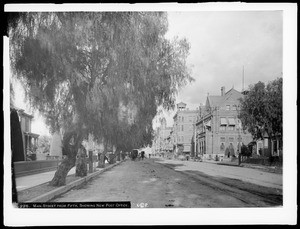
[195,87,253,160]
[11,107,39,161]
[173,102,198,157]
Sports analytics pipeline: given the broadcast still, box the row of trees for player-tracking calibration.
[239,77,282,142]
[9,12,193,186]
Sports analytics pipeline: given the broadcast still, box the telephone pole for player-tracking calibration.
[242,65,245,92]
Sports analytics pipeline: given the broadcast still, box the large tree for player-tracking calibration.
[9,12,193,186]
[238,77,282,140]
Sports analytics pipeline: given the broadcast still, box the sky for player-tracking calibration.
[11,9,283,136]
[4,4,297,225]
[156,10,283,127]
[12,78,51,136]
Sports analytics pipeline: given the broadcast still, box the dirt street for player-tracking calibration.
[52,158,282,208]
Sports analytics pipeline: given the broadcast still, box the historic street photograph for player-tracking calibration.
[4,3,297,226]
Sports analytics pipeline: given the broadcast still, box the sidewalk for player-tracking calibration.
[203,159,282,174]
[156,158,282,190]
[15,167,76,191]
[15,160,124,203]
[15,161,109,191]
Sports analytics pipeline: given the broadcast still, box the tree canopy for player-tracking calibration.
[238,77,282,140]
[9,12,193,185]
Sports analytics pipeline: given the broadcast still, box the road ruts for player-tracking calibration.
[51,158,282,208]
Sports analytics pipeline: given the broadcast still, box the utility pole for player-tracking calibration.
[242,65,245,92]
[237,109,242,165]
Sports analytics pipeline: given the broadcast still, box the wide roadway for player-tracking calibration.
[52,157,282,208]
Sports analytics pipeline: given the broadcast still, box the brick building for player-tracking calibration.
[195,87,253,160]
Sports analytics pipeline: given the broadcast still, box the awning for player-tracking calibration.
[228,118,236,125]
[220,118,227,125]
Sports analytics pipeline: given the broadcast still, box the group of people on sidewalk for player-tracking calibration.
[130,150,146,161]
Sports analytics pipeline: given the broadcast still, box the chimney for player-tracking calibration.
[221,86,225,96]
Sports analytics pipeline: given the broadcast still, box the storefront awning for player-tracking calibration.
[228,118,236,125]
[220,118,227,125]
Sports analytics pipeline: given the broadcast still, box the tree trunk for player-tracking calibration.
[75,145,88,177]
[98,141,107,168]
[115,147,121,161]
[49,150,76,186]
[97,153,105,168]
[49,128,84,186]
[103,141,108,164]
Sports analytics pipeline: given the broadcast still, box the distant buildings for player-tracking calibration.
[152,85,281,162]
[172,102,198,158]
[152,118,173,157]
[195,87,253,160]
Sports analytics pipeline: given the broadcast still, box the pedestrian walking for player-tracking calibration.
[141,151,145,160]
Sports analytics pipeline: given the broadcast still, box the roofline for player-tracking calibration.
[15,108,34,119]
[196,113,212,125]
[24,132,40,138]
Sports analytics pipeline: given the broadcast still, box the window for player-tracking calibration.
[229,137,234,143]
[232,105,237,110]
[228,126,235,131]
[226,105,230,110]
[220,126,226,131]
[181,125,184,131]
[226,118,235,131]
[182,116,184,122]
[220,137,226,151]
[264,138,268,147]
[220,117,227,131]
[220,142,225,151]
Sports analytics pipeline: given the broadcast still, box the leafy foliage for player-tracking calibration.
[240,144,251,157]
[36,135,51,154]
[9,12,193,167]
[238,77,282,140]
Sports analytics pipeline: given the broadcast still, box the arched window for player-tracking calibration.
[220,142,225,151]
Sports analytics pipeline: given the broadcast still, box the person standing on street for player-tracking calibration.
[141,151,145,160]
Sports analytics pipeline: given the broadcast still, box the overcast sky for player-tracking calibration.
[158,10,283,127]
[12,9,283,135]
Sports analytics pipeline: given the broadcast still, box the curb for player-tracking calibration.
[216,162,240,167]
[25,160,125,203]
